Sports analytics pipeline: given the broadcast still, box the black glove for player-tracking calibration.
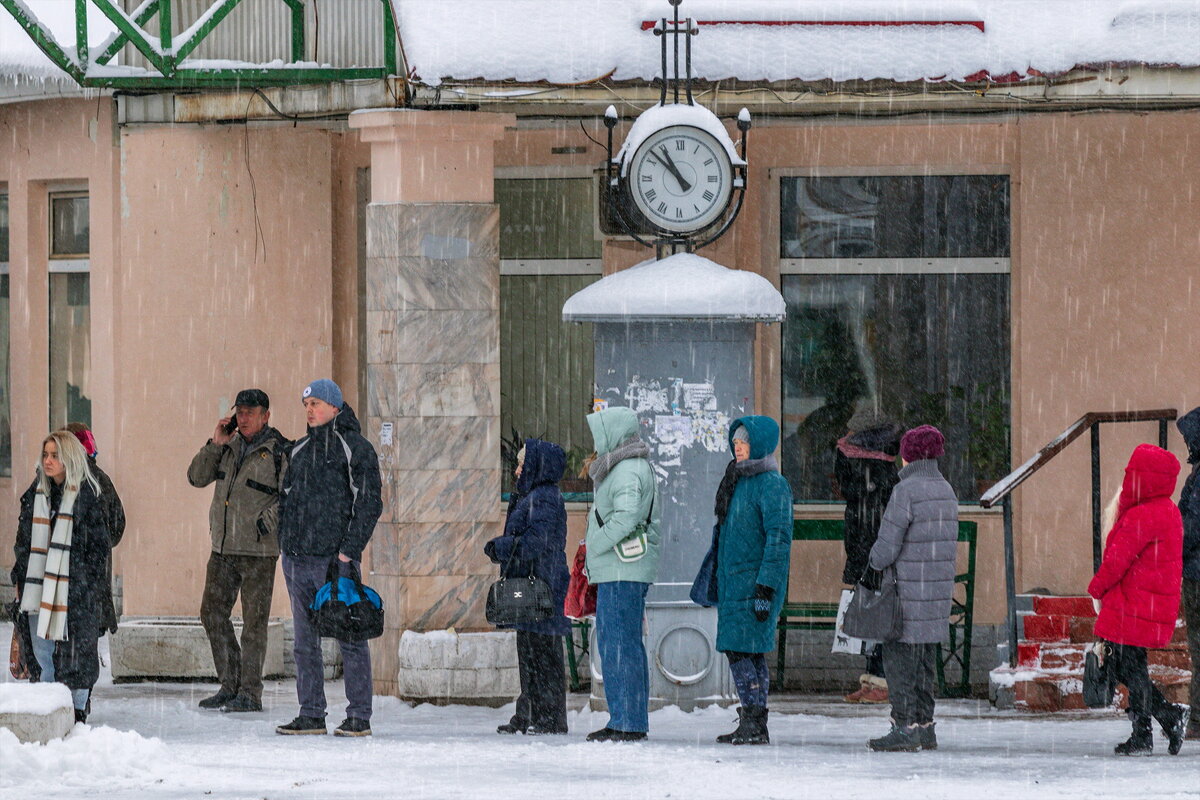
[752,584,775,622]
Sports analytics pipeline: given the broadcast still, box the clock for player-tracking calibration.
[626,124,734,234]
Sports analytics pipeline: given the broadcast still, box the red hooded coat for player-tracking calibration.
[1087,444,1183,648]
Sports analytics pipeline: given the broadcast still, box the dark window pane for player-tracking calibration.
[50,194,89,258]
[1,193,9,262]
[49,272,91,430]
[781,175,1010,259]
[1,273,9,476]
[780,274,1010,502]
[496,178,602,260]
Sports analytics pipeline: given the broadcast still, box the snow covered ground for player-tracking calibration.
[2,623,1196,800]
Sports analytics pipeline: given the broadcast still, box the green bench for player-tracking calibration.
[777,518,977,697]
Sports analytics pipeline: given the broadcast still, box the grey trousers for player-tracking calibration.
[1183,578,1200,721]
[882,641,937,727]
[282,554,372,721]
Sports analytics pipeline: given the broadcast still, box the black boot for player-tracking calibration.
[1160,704,1189,756]
[715,707,744,744]
[729,706,769,745]
[1114,716,1153,756]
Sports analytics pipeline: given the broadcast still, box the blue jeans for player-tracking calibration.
[29,613,90,710]
[282,555,373,721]
[596,581,650,733]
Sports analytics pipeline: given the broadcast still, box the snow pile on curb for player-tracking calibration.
[0,682,73,715]
[0,724,171,791]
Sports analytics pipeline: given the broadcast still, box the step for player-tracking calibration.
[992,646,1191,711]
[1020,614,1070,642]
[1031,595,1097,618]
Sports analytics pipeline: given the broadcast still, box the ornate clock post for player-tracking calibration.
[565,1,785,713]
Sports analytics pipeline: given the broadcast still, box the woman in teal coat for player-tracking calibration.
[713,415,793,745]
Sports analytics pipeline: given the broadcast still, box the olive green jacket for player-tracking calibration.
[187,428,289,558]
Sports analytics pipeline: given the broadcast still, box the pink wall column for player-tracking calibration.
[348,110,514,696]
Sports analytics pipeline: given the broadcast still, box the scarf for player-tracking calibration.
[588,435,651,487]
[714,456,781,529]
[21,483,79,641]
[836,434,897,463]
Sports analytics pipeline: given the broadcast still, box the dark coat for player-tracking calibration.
[715,416,793,654]
[485,439,571,636]
[12,479,111,688]
[278,403,382,562]
[1088,444,1183,648]
[869,458,959,644]
[835,426,900,585]
[1177,407,1200,582]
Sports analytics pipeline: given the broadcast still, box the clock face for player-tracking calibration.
[627,125,734,234]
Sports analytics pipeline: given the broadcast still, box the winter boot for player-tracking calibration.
[275,715,327,735]
[843,675,872,703]
[858,674,889,704]
[1113,716,1153,756]
[1186,715,1200,741]
[1160,704,1189,756]
[868,721,921,752]
[917,722,938,751]
[728,706,769,745]
[715,707,745,743]
[198,688,237,710]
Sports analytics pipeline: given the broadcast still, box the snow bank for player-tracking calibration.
[562,253,785,322]
[396,0,1200,85]
[0,724,170,791]
[0,682,72,715]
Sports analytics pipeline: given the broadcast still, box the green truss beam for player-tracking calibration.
[0,0,85,82]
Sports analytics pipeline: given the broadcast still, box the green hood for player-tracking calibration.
[587,407,640,455]
[728,415,780,460]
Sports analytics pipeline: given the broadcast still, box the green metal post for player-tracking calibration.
[382,0,397,77]
[75,0,88,73]
[159,0,172,54]
[280,0,304,62]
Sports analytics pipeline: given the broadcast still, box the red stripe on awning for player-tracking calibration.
[640,19,985,32]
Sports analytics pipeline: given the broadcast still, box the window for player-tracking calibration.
[779,174,1010,503]
[496,173,602,494]
[48,191,91,430]
[1,190,9,476]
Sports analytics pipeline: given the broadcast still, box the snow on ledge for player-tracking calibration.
[0,683,72,716]
[562,253,786,322]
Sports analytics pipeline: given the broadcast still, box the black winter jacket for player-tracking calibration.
[1177,407,1200,582]
[835,426,901,585]
[278,403,381,562]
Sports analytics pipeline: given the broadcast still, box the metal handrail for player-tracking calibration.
[981,408,1177,667]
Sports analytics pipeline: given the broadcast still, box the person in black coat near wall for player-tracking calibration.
[12,431,112,723]
[1176,406,1200,740]
[65,423,125,635]
[486,438,571,735]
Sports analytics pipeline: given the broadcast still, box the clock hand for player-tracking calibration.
[657,145,693,192]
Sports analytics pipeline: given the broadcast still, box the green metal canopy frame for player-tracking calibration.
[1,0,399,89]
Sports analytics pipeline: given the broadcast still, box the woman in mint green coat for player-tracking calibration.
[712,415,793,745]
[583,406,661,742]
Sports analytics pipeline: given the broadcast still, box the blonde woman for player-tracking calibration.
[11,431,110,724]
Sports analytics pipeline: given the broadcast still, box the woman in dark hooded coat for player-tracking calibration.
[485,438,571,735]
[833,410,901,704]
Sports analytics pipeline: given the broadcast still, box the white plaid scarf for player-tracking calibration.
[20,484,78,641]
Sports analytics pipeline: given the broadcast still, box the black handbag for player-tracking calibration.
[689,523,719,608]
[841,566,903,642]
[1083,641,1116,708]
[307,560,385,642]
[485,534,555,627]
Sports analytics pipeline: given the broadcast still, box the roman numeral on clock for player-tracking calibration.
[703,190,714,201]
[646,189,657,201]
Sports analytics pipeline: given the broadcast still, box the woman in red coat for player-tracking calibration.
[1088,443,1188,756]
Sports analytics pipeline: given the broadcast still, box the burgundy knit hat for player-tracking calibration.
[900,425,945,462]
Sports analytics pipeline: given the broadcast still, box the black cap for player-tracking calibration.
[234,388,270,409]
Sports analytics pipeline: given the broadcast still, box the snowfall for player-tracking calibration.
[0,624,1195,800]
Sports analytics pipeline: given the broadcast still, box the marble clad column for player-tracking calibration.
[349,110,515,695]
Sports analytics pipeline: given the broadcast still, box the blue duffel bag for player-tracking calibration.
[308,560,384,642]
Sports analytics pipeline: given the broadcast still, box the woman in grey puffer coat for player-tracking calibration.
[866,425,958,752]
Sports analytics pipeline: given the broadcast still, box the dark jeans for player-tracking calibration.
[595,581,650,733]
[865,643,885,679]
[509,630,567,732]
[282,554,373,721]
[200,552,277,701]
[1183,578,1200,722]
[882,641,937,726]
[725,652,769,708]
[1107,640,1177,728]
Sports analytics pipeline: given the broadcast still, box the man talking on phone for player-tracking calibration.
[188,389,291,713]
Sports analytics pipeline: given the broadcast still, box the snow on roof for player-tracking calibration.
[396,0,1200,86]
[562,252,786,322]
[0,0,116,82]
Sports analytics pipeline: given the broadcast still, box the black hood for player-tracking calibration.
[1178,407,1200,464]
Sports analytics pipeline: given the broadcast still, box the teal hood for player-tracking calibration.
[587,407,640,455]
[728,415,780,460]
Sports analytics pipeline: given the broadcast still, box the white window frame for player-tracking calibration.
[771,166,1011,276]
[496,166,603,276]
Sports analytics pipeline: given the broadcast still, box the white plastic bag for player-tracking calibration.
[831,589,873,655]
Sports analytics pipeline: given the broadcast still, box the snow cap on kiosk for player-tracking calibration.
[303,379,343,410]
[900,425,945,462]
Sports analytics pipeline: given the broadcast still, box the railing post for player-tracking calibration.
[1091,422,1102,573]
[1003,495,1017,667]
[1159,418,1169,449]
